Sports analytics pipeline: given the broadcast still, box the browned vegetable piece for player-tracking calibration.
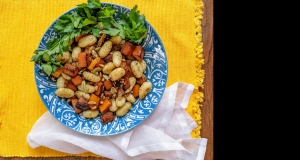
[97,34,106,47]
[132,84,140,98]
[86,52,92,67]
[94,58,105,68]
[75,97,90,111]
[121,41,135,56]
[132,45,144,61]
[124,66,134,78]
[94,81,104,96]
[100,111,115,124]
[123,77,130,90]
[71,98,78,107]
[51,67,63,78]
[62,63,78,77]
[104,90,112,98]
[65,80,77,92]
[71,75,83,86]
[137,74,147,85]
[103,80,113,90]
[89,94,101,109]
[87,57,101,71]
[111,44,121,51]
[71,98,82,114]
[99,98,112,113]
[103,54,113,63]
[126,55,135,61]
[77,52,88,69]
[119,61,127,69]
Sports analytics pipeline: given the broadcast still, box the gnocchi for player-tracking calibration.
[109,68,125,81]
[72,46,82,61]
[77,82,96,93]
[78,35,97,48]
[139,81,152,100]
[56,76,65,88]
[99,40,112,58]
[55,88,75,98]
[116,97,126,107]
[126,94,136,104]
[109,35,122,44]
[102,62,116,74]
[125,77,136,93]
[109,99,118,112]
[56,51,70,64]
[116,102,132,117]
[82,71,101,82]
[130,60,143,78]
[82,110,99,118]
[112,51,122,67]
[53,33,152,124]
[75,91,90,100]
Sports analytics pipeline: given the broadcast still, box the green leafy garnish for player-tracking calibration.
[101,5,147,44]
[30,0,147,76]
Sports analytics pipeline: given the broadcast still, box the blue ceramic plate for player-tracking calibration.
[34,3,168,136]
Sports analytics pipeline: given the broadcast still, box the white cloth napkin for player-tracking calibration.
[27,82,208,160]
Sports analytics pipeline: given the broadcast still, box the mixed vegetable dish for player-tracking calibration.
[30,0,152,124]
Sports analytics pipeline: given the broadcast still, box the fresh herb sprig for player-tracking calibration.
[101,5,147,44]
[30,0,147,76]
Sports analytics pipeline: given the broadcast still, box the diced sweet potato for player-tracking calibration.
[94,81,104,96]
[65,80,77,92]
[121,41,135,56]
[77,52,88,69]
[132,45,144,61]
[103,80,113,90]
[62,63,78,77]
[88,57,101,71]
[71,75,83,86]
[99,98,112,113]
[51,67,63,78]
[89,94,101,109]
[132,84,140,98]
[100,111,115,124]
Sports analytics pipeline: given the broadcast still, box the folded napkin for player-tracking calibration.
[26,82,207,160]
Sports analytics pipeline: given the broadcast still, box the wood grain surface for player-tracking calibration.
[0,0,213,159]
[201,0,214,159]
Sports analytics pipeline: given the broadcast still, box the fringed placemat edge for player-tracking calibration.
[188,0,205,138]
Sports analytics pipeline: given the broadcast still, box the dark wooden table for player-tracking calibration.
[0,0,213,159]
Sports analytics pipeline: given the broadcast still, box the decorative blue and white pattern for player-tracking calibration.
[34,3,168,136]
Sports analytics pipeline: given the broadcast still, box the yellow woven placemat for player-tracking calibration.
[0,0,204,157]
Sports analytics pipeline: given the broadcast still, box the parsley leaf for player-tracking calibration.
[101,5,147,43]
[31,0,148,76]
[41,63,52,76]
